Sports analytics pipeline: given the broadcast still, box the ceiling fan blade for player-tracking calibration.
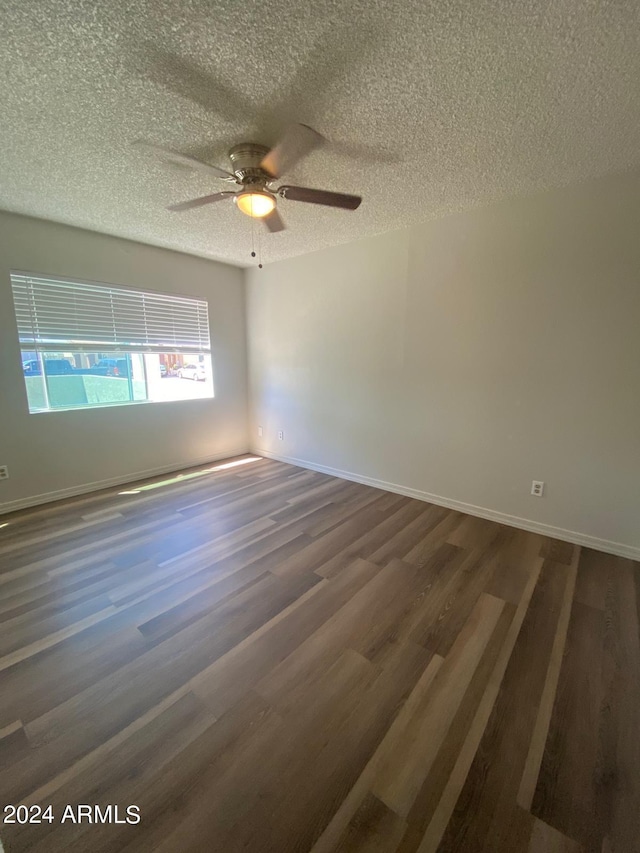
[260,124,324,179]
[278,185,362,210]
[329,139,398,165]
[134,141,235,180]
[168,192,235,212]
[131,44,255,126]
[263,209,286,233]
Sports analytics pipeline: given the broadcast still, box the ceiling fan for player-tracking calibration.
[135,123,362,233]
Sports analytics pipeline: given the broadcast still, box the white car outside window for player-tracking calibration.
[178,363,206,381]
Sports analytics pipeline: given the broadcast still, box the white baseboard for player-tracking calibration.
[0,447,250,516]
[253,448,640,562]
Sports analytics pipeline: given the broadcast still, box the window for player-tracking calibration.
[11,272,214,413]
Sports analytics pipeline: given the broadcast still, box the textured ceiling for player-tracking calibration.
[1,0,640,268]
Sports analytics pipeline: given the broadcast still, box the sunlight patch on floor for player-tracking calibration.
[118,457,261,496]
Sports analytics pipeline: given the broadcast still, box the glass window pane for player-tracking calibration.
[20,351,214,413]
[145,354,214,403]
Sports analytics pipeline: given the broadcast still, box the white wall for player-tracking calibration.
[247,171,640,558]
[0,212,248,511]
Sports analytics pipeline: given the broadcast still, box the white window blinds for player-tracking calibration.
[10,272,211,354]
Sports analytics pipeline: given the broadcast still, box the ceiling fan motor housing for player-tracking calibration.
[228,143,271,186]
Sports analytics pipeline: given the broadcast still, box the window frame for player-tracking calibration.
[10,270,215,414]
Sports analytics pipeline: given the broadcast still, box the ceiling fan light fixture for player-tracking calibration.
[235,190,276,218]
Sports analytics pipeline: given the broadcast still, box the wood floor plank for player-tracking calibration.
[401,601,516,843]
[410,555,543,853]
[518,548,579,810]
[0,593,116,655]
[2,572,313,804]
[273,495,420,580]
[159,639,432,853]
[0,605,118,672]
[402,510,465,568]
[133,652,377,853]
[611,560,640,853]
[437,558,575,853]
[364,503,449,566]
[192,556,381,717]
[333,792,407,852]
[416,546,499,657]
[6,691,217,853]
[0,719,29,771]
[309,654,444,853]
[532,554,640,852]
[0,623,148,728]
[539,537,577,566]
[528,817,584,852]
[447,514,504,551]
[371,592,505,818]
[256,558,419,712]
[0,456,636,853]
[485,527,546,605]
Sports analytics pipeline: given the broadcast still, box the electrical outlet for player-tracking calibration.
[278,430,284,441]
[257,426,263,437]
[531,480,544,497]
[0,465,8,480]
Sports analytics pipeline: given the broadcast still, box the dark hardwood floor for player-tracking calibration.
[0,455,638,852]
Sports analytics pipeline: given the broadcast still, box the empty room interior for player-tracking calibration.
[0,1,639,851]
